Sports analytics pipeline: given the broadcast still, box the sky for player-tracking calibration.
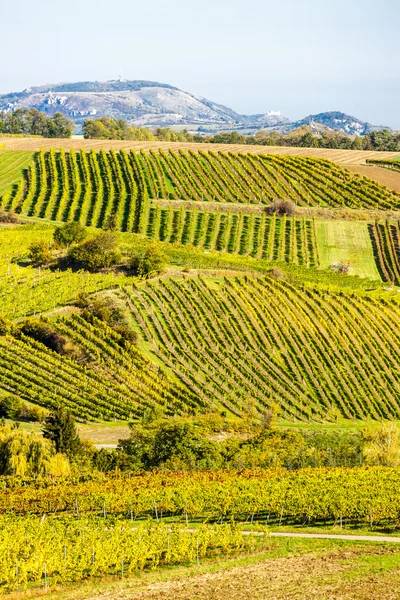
[1,0,399,128]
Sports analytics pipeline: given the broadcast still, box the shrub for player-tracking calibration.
[77,293,137,345]
[131,244,167,279]
[0,395,47,422]
[28,240,52,265]
[0,208,22,224]
[266,199,296,216]
[17,318,74,356]
[68,233,121,271]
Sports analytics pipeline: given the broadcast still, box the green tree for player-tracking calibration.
[47,112,74,138]
[68,232,121,271]
[54,221,87,248]
[43,405,81,458]
[131,244,166,279]
[0,396,21,420]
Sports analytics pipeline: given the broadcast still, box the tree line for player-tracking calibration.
[1,108,398,150]
[83,117,400,151]
[0,108,74,138]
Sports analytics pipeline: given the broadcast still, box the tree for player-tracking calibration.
[362,424,400,466]
[68,232,121,271]
[53,221,87,248]
[0,423,70,476]
[47,112,74,138]
[28,240,52,265]
[43,405,81,458]
[118,419,221,470]
[131,244,166,279]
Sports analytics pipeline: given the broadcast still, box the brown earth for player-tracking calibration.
[345,165,400,193]
[87,546,400,600]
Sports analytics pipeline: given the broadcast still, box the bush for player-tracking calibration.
[18,318,73,355]
[68,233,121,271]
[0,395,47,422]
[53,221,87,248]
[77,293,137,345]
[0,316,17,336]
[0,208,22,224]
[266,199,296,216]
[131,244,167,279]
[28,240,52,265]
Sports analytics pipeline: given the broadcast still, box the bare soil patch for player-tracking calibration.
[88,546,400,600]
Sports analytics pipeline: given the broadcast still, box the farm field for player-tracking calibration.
[1,140,400,599]
[368,220,400,284]
[346,164,400,193]
[0,150,34,195]
[315,220,381,279]
[1,149,399,231]
[1,137,400,165]
[1,262,400,421]
[4,527,400,600]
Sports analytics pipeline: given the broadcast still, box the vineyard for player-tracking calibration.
[1,150,399,234]
[0,312,203,420]
[0,517,255,592]
[369,220,400,284]
[366,158,400,172]
[125,276,400,421]
[1,275,399,421]
[0,225,133,319]
[0,150,33,196]
[145,208,319,265]
[2,467,400,528]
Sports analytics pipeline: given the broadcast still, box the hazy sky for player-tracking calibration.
[1,0,399,128]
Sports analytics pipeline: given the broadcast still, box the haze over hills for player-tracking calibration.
[0,79,391,135]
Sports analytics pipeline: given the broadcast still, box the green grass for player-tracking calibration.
[0,150,34,195]
[315,220,381,280]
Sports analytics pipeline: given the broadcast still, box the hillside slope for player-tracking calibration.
[1,276,399,421]
[0,79,288,130]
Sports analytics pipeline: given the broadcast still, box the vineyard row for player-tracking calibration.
[1,150,398,234]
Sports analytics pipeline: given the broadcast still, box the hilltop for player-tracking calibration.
[0,79,390,134]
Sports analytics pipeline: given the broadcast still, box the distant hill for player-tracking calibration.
[289,111,390,136]
[0,80,391,134]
